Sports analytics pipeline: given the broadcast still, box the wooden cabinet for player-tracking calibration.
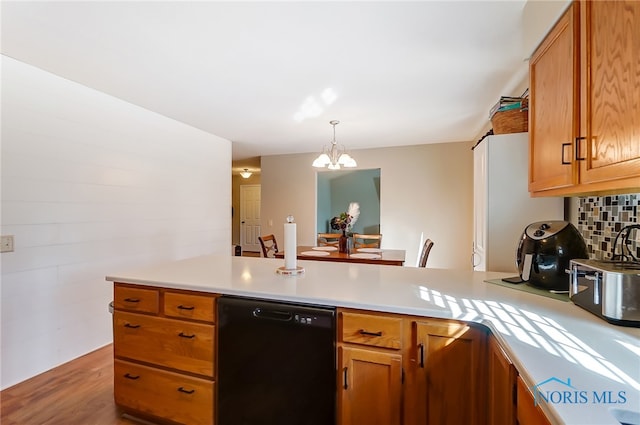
[529,0,640,196]
[338,309,489,425]
[337,310,403,425]
[488,335,517,425]
[578,0,640,188]
[112,283,216,425]
[404,318,487,425]
[517,375,553,425]
[529,2,579,194]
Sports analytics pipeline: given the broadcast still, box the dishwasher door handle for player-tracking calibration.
[252,307,293,322]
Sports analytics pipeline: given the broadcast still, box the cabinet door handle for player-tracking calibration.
[177,387,195,394]
[124,373,140,380]
[177,305,195,311]
[124,297,140,303]
[124,323,140,329]
[419,343,425,368]
[575,136,586,161]
[561,142,572,165]
[359,329,383,337]
[178,332,196,339]
[343,367,348,390]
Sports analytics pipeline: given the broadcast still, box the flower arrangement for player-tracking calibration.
[331,202,360,235]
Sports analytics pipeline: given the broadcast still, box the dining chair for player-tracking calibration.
[418,239,434,267]
[317,233,342,247]
[353,233,382,249]
[258,234,279,258]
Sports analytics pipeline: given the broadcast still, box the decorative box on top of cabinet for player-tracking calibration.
[112,283,216,425]
[529,0,640,196]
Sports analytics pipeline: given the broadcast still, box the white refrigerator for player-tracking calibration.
[472,132,564,273]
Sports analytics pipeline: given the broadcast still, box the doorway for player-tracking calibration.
[240,184,261,253]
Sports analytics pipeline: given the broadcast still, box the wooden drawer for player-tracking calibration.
[114,284,159,314]
[114,311,214,377]
[340,311,402,350]
[164,291,215,323]
[115,359,214,425]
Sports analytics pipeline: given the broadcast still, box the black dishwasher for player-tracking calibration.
[217,296,336,425]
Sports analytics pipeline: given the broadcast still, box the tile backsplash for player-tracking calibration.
[577,194,639,260]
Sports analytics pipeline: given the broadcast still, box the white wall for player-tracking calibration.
[0,56,231,389]
[261,141,474,269]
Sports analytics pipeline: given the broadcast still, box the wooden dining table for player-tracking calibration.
[275,246,406,266]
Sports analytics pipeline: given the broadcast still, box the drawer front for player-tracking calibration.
[114,311,214,377]
[115,359,214,425]
[164,292,215,323]
[340,311,403,349]
[114,285,159,314]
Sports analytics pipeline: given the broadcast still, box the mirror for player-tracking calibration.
[317,169,381,234]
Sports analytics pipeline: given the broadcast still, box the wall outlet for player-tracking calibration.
[1,235,15,253]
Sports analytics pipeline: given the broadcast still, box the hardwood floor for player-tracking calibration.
[0,344,142,425]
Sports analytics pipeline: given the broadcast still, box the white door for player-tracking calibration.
[240,185,261,253]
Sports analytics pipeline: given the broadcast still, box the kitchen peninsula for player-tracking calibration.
[107,255,640,425]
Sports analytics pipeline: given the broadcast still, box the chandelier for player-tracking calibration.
[312,120,357,170]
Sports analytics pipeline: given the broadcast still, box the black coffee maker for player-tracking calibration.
[516,221,588,290]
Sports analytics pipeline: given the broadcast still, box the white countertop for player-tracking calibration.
[106,255,640,425]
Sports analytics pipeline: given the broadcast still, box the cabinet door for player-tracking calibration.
[529,2,580,193]
[517,376,552,425]
[337,346,402,425]
[407,319,486,425]
[579,0,640,186]
[488,336,517,425]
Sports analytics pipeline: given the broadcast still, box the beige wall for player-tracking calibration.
[261,141,474,269]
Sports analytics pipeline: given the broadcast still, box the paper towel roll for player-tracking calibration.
[284,220,297,270]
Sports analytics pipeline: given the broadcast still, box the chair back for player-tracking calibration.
[418,239,434,267]
[353,233,382,249]
[258,234,279,258]
[317,233,342,247]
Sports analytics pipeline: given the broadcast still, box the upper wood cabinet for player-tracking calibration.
[529,0,640,196]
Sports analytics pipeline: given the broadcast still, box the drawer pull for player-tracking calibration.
[124,373,140,380]
[124,298,140,303]
[124,323,140,329]
[343,367,348,390]
[177,387,195,394]
[177,305,195,311]
[359,329,383,337]
[561,142,572,165]
[178,332,196,339]
[419,343,425,368]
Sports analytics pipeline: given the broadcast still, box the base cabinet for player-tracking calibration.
[404,319,487,425]
[517,376,553,425]
[337,310,404,425]
[338,346,403,425]
[113,283,216,425]
[110,286,553,425]
[488,335,517,425]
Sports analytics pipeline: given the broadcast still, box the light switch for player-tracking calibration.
[1,235,14,253]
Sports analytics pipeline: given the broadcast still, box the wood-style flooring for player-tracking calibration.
[0,344,140,425]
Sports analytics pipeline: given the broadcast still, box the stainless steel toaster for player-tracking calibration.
[568,259,640,327]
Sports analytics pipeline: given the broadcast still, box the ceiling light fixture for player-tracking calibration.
[312,120,357,170]
[240,168,252,179]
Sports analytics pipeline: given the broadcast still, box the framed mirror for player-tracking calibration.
[316,168,381,234]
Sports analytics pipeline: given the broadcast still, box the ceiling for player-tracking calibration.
[1,1,529,174]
